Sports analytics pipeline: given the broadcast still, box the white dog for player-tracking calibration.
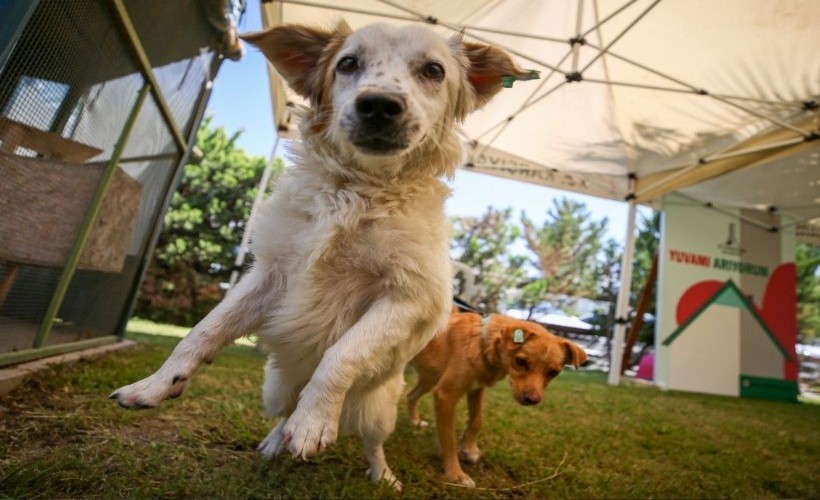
[110,21,528,489]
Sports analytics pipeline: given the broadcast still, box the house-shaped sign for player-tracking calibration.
[661,280,797,402]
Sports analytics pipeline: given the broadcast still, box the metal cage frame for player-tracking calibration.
[0,0,231,367]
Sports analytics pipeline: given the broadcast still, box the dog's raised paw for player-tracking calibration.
[109,372,188,409]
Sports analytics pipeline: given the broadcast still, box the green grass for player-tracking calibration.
[1,332,818,499]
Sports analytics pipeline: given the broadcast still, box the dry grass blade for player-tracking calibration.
[443,451,568,491]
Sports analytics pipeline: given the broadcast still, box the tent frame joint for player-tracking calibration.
[565,71,583,83]
[568,35,586,46]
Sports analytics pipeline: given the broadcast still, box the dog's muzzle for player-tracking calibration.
[351,92,410,154]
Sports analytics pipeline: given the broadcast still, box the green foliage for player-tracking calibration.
[587,237,622,334]
[632,211,661,300]
[451,207,526,312]
[519,279,547,314]
[796,242,820,342]
[520,197,608,309]
[135,117,280,325]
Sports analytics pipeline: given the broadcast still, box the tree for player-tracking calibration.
[587,237,622,335]
[632,212,661,299]
[451,207,526,313]
[520,197,608,310]
[135,117,281,325]
[796,242,820,342]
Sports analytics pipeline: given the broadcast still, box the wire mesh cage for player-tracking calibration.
[0,0,238,365]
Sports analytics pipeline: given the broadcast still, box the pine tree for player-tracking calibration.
[451,207,526,312]
[520,197,608,310]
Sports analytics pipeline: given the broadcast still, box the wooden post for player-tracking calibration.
[620,253,658,375]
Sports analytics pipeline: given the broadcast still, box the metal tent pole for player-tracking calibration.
[229,133,281,287]
[114,57,223,339]
[110,0,187,152]
[608,196,637,385]
[579,0,661,74]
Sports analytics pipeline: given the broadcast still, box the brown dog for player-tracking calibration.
[407,310,587,487]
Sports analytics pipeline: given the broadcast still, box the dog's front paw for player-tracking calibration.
[445,470,476,488]
[367,467,403,492]
[459,446,482,464]
[109,372,189,409]
[282,408,338,460]
[258,420,287,459]
[409,417,429,428]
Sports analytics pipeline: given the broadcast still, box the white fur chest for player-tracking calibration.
[251,172,375,272]
[250,166,452,352]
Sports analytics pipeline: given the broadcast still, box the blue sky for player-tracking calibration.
[205,0,639,245]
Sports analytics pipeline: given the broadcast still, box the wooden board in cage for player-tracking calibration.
[0,153,142,273]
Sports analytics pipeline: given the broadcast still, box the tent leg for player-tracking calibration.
[114,58,222,340]
[608,200,637,385]
[229,134,281,288]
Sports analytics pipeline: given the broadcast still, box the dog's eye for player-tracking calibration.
[421,62,445,81]
[336,56,359,74]
[514,358,529,369]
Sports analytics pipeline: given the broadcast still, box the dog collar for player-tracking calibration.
[480,315,493,348]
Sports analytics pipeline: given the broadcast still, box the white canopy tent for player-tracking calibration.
[252,0,820,384]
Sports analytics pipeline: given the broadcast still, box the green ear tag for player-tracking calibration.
[513,329,525,343]
[501,69,541,88]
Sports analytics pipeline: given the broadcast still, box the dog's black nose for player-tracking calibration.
[355,93,405,127]
[522,394,541,406]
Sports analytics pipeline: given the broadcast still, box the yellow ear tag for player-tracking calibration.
[513,329,525,343]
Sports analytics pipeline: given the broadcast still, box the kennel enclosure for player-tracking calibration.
[0,0,244,366]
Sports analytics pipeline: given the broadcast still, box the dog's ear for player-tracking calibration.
[240,21,351,102]
[562,340,587,368]
[462,41,529,109]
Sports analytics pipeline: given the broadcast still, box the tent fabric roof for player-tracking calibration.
[256,0,820,236]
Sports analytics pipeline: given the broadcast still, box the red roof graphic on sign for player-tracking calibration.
[674,263,798,380]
